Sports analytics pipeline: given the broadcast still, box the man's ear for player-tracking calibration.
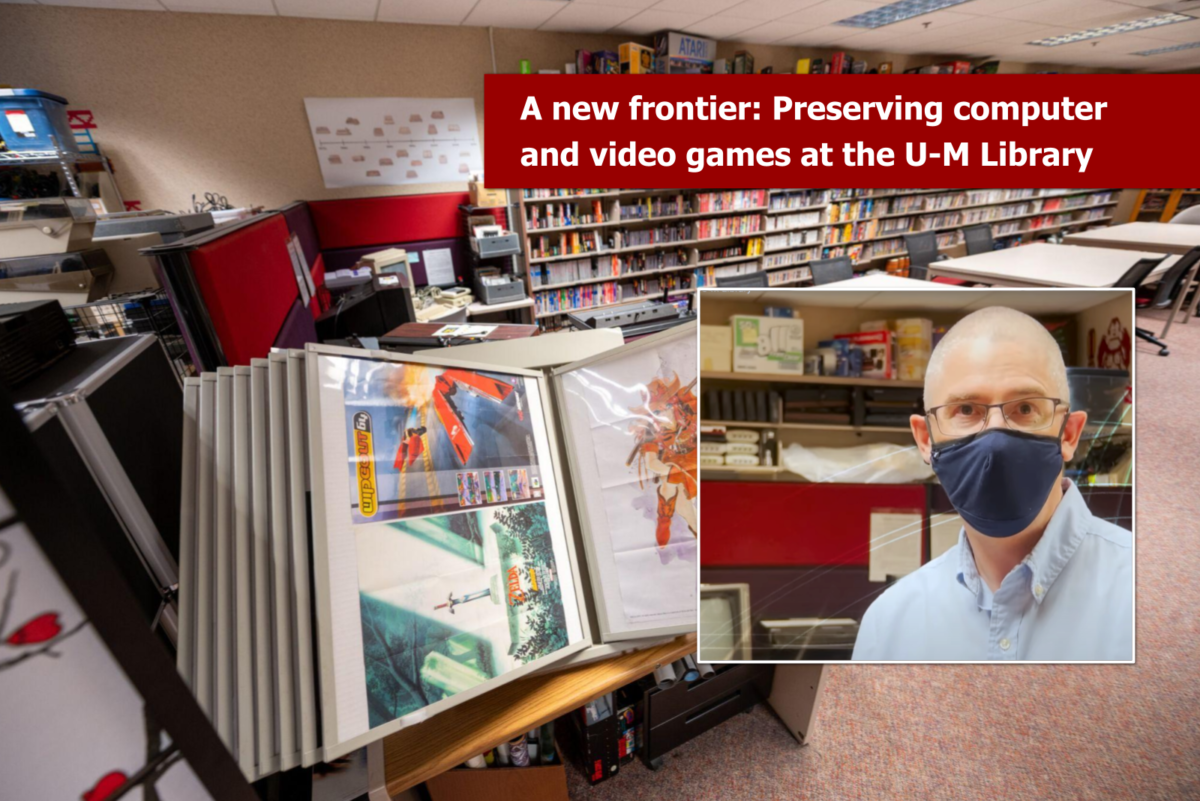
[1060,410,1088,462]
[911,414,932,464]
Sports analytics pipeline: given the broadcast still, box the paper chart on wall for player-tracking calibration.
[303,98,483,189]
[558,330,698,638]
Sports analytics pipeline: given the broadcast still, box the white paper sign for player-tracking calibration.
[423,247,457,287]
[868,511,923,583]
[304,97,483,189]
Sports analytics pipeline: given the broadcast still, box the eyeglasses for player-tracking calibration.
[926,397,1066,437]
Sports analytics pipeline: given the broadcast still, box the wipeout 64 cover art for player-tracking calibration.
[340,360,545,524]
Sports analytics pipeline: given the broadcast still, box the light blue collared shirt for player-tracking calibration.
[852,480,1133,661]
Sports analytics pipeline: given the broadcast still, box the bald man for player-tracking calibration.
[852,307,1133,661]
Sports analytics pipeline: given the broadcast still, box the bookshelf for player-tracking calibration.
[1127,188,1200,222]
[517,187,1121,330]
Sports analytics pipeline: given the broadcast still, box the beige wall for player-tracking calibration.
[0,5,1103,213]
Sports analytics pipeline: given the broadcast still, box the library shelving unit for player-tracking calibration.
[1127,188,1200,222]
[516,187,1120,330]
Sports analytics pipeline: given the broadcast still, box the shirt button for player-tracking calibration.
[1034,584,1045,598]
[999,638,1012,651]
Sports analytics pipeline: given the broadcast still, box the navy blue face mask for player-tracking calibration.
[929,426,1065,538]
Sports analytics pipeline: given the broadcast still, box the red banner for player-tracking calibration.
[483,74,1200,188]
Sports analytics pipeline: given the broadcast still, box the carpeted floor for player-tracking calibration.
[567,309,1200,801]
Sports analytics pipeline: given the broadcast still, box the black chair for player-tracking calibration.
[809,257,853,285]
[1111,257,1165,288]
[902,231,948,280]
[962,224,995,256]
[716,270,769,288]
[1135,248,1200,357]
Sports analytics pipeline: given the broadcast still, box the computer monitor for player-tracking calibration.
[699,582,753,662]
[715,270,769,288]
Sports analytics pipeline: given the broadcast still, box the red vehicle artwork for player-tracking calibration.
[628,375,698,548]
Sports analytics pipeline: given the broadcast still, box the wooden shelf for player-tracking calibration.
[526,205,768,235]
[381,634,696,796]
[701,371,925,389]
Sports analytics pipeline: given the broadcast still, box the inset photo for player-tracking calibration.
[698,286,1135,663]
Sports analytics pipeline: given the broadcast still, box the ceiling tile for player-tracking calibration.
[775,23,861,46]
[274,0,378,20]
[572,0,661,8]
[732,20,817,42]
[949,0,1042,13]
[610,8,709,34]
[464,0,570,28]
[160,0,275,13]
[991,0,1160,26]
[538,2,643,31]
[378,0,477,25]
[718,0,828,22]
[683,14,761,37]
[653,0,744,13]
[36,0,166,9]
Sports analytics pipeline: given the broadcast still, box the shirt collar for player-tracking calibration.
[955,478,1091,605]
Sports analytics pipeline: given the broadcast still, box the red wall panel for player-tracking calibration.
[188,215,298,366]
[307,192,469,250]
[700,481,927,567]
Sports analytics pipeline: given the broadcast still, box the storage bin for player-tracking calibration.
[0,89,79,154]
[475,272,527,305]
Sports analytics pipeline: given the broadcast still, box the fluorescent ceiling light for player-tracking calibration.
[833,0,974,29]
[1028,13,1194,46]
[1133,40,1200,56]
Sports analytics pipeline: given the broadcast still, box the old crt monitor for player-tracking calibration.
[699,583,753,662]
[315,276,415,341]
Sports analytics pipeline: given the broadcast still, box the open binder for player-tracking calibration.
[176,323,698,777]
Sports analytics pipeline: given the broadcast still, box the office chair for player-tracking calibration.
[1111,256,1165,288]
[962,224,995,256]
[1135,247,1200,357]
[716,270,770,288]
[1169,205,1200,226]
[902,231,961,283]
[809,257,854,285]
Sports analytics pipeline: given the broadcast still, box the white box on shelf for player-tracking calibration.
[731,315,804,373]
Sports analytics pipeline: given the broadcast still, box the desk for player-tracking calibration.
[820,273,961,289]
[929,244,1178,288]
[1065,222,1200,256]
[378,634,696,796]
[467,296,535,324]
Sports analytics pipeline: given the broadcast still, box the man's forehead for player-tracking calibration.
[928,336,1055,401]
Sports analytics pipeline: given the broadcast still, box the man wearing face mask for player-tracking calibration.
[852,306,1133,661]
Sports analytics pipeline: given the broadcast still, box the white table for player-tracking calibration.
[820,273,961,289]
[1064,222,1200,256]
[929,244,1178,288]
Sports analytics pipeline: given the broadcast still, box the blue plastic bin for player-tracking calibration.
[0,89,78,154]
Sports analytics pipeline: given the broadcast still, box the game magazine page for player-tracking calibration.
[309,352,584,753]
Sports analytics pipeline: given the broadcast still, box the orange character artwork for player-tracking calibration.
[628,374,698,548]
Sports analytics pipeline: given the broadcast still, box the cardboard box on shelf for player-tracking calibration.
[894,318,933,381]
[469,180,506,208]
[594,50,620,74]
[653,31,717,74]
[835,330,892,379]
[619,43,655,74]
[732,315,804,373]
[700,325,732,372]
